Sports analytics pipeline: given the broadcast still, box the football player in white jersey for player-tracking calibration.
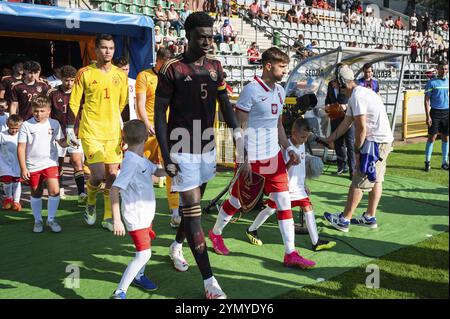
[209,47,316,269]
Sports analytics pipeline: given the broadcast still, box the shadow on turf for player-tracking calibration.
[1,195,448,299]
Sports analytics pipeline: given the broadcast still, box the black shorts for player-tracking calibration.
[428,109,449,136]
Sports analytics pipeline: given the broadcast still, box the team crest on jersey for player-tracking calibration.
[37,86,42,93]
[112,75,120,87]
[271,104,278,115]
[58,98,63,103]
[92,80,98,85]
[209,70,218,82]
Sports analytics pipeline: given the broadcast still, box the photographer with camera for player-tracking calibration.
[325,65,356,178]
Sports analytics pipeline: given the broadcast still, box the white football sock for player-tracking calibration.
[278,218,296,254]
[47,195,60,222]
[171,207,179,218]
[30,196,43,222]
[203,275,218,287]
[212,209,233,235]
[117,249,152,293]
[12,182,21,203]
[248,207,276,231]
[305,211,319,245]
[171,240,182,251]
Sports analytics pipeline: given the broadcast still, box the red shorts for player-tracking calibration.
[267,197,312,209]
[0,176,21,183]
[232,151,289,196]
[129,226,153,252]
[29,166,59,189]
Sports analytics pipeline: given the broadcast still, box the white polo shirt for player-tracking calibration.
[18,118,63,172]
[235,76,285,161]
[346,86,394,144]
[0,131,20,177]
[283,140,308,201]
[112,151,157,231]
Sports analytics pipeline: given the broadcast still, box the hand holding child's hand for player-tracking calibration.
[21,168,30,181]
[113,221,126,236]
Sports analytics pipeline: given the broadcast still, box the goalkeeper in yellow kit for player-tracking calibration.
[68,34,128,231]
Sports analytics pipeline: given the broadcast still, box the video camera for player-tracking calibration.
[282,93,318,136]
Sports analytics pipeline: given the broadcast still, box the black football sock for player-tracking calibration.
[183,203,213,280]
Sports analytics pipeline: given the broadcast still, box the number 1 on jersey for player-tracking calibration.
[104,88,110,99]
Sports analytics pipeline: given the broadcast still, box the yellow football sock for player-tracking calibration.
[103,188,112,220]
[166,177,179,210]
[87,181,101,206]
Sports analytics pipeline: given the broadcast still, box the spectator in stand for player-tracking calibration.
[293,34,308,60]
[247,42,262,64]
[155,26,163,51]
[306,40,319,56]
[394,16,404,30]
[223,0,231,18]
[350,10,360,25]
[422,12,431,35]
[299,7,308,24]
[167,4,183,36]
[308,9,321,25]
[433,44,448,64]
[220,18,236,44]
[180,3,192,27]
[259,1,272,21]
[215,0,223,22]
[357,63,379,93]
[154,3,170,34]
[384,16,394,29]
[286,5,299,26]
[248,0,260,20]
[165,27,181,54]
[409,37,420,63]
[410,12,418,31]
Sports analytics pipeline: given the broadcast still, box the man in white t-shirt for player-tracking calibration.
[322,65,394,233]
[410,12,418,31]
[17,95,73,233]
[209,47,316,269]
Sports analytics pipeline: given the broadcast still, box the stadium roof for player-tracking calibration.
[0,2,155,78]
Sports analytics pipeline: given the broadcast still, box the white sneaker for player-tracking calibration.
[170,214,181,228]
[84,205,97,225]
[205,281,227,299]
[169,242,189,272]
[46,219,62,233]
[33,220,44,233]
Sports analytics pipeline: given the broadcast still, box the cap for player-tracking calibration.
[338,65,355,82]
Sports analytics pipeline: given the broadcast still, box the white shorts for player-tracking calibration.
[57,143,84,158]
[170,151,216,192]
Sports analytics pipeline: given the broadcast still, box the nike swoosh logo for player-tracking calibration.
[142,169,147,173]
[262,97,268,101]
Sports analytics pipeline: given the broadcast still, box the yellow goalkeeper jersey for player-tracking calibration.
[69,64,128,140]
[135,68,158,125]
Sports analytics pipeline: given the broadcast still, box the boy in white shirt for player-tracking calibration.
[17,95,74,233]
[246,118,336,251]
[0,98,9,132]
[110,119,166,299]
[0,114,23,211]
